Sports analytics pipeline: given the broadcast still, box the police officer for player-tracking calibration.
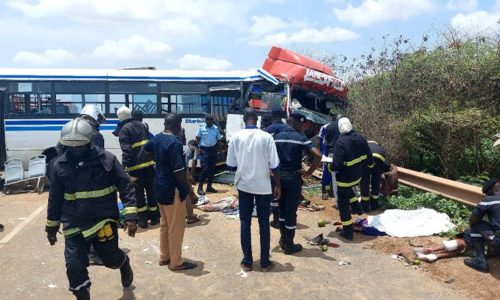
[464,178,500,272]
[274,112,321,254]
[196,114,222,195]
[114,106,158,229]
[329,118,373,240]
[45,119,138,300]
[360,141,391,212]
[264,111,287,136]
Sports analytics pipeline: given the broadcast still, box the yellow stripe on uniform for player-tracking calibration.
[344,155,367,166]
[126,161,155,172]
[361,197,370,201]
[148,206,158,212]
[342,220,353,226]
[64,227,80,238]
[137,206,148,213]
[122,207,137,215]
[46,219,61,227]
[368,163,375,169]
[82,219,117,239]
[350,197,358,203]
[131,140,149,149]
[372,195,380,199]
[64,186,116,201]
[373,153,385,162]
[337,178,361,187]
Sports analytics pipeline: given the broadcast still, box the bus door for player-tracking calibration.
[208,84,241,130]
[0,88,6,166]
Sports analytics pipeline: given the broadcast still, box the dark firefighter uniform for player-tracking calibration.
[45,146,137,295]
[274,125,313,254]
[113,118,158,227]
[360,141,390,212]
[329,129,373,240]
[464,179,500,272]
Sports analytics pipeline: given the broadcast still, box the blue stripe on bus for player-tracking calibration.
[0,74,262,81]
[5,125,117,131]
[5,120,119,125]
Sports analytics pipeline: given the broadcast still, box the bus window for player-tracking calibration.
[84,94,106,113]
[110,94,126,114]
[55,94,83,114]
[131,94,157,114]
[169,94,207,114]
[8,94,51,114]
[247,83,286,113]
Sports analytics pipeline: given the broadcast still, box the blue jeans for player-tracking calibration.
[238,189,272,268]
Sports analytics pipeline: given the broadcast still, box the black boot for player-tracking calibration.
[270,210,280,229]
[284,229,302,255]
[120,255,134,288]
[464,238,489,273]
[361,200,370,213]
[206,184,217,193]
[73,288,90,300]
[340,224,354,241]
[197,184,205,195]
[370,197,380,211]
[351,201,364,215]
[279,225,286,250]
[138,212,148,229]
[149,209,160,226]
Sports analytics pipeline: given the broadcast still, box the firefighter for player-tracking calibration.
[329,118,373,240]
[45,119,137,300]
[114,106,158,229]
[360,141,391,212]
[464,178,500,273]
[274,112,321,254]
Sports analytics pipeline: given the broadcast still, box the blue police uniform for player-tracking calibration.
[265,121,288,136]
[196,123,222,193]
[360,141,390,212]
[274,126,313,254]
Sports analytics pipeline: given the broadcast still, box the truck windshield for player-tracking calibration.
[247,83,285,113]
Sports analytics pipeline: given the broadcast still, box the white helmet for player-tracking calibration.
[80,104,106,125]
[60,118,93,147]
[117,106,132,122]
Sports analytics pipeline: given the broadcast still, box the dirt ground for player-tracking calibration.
[307,188,500,300]
[0,183,497,299]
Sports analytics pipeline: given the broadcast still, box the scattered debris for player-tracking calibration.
[444,278,455,284]
[48,284,57,289]
[236,270,248,278]
[317,218,326,228]
[337,261,351,266]
[183,246,190,250]
[145,261,152,265]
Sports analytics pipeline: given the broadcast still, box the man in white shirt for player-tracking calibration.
[226,108,281,272]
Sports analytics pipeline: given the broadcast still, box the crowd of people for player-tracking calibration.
[44,104,499,299]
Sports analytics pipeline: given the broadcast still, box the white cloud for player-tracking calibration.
[249,15,290,36]
[333,0,433,27]
[92,35,171,60]
[13,48,75,66]
[451,10,500,35]
[250,26,359,46]
[177,54,232,71]
[447,0,478,11]
[157,19,201,38]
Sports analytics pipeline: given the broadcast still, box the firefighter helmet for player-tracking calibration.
[60,118,93,147]
[80,104,106,125]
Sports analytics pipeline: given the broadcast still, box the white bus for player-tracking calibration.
[0,68,279,166]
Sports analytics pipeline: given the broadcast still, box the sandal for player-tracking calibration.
[169,261,197,271]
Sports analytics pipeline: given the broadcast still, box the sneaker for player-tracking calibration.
[197,188,205,196]
[195,195,208,206]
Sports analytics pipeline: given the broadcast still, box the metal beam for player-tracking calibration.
[397,166,483,207]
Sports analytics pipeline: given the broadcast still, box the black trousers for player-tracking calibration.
[337,186,360,236]
[199,146,217,187]
[64,223,126,292]
[130,167,158,222]
[360,165,382,205]
[278,172,301,233]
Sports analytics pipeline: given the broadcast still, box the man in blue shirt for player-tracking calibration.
[142,113,198,271]
[196,114,223,195]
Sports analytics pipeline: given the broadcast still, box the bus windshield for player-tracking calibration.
[247,83,285,113]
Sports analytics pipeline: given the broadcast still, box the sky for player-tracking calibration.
[0,0,498,73]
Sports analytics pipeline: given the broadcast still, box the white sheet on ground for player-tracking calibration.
[366,208,455,237]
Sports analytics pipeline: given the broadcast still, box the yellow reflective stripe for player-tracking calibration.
[126,161,155,172]
[46,220,61,227]
[372,195,380,199]
[148,206,158,212]
[361,197,370,201]
[350,197,358,203]
[131,140,148,149]
[373,153,385,162]
[337,178,361,187]
[64,227,80,237]
[122,207,137,215]
[64,186,116,201]
[82,219,117,239]
[344,155,367,167]
[368,163,375,169]
[137,206,148,213]
[342,220,353,226]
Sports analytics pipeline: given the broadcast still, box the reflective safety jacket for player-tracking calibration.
[113,119,154,172]
[368,141,390,172]
[329,131,374,188]
[45,147,137,240]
